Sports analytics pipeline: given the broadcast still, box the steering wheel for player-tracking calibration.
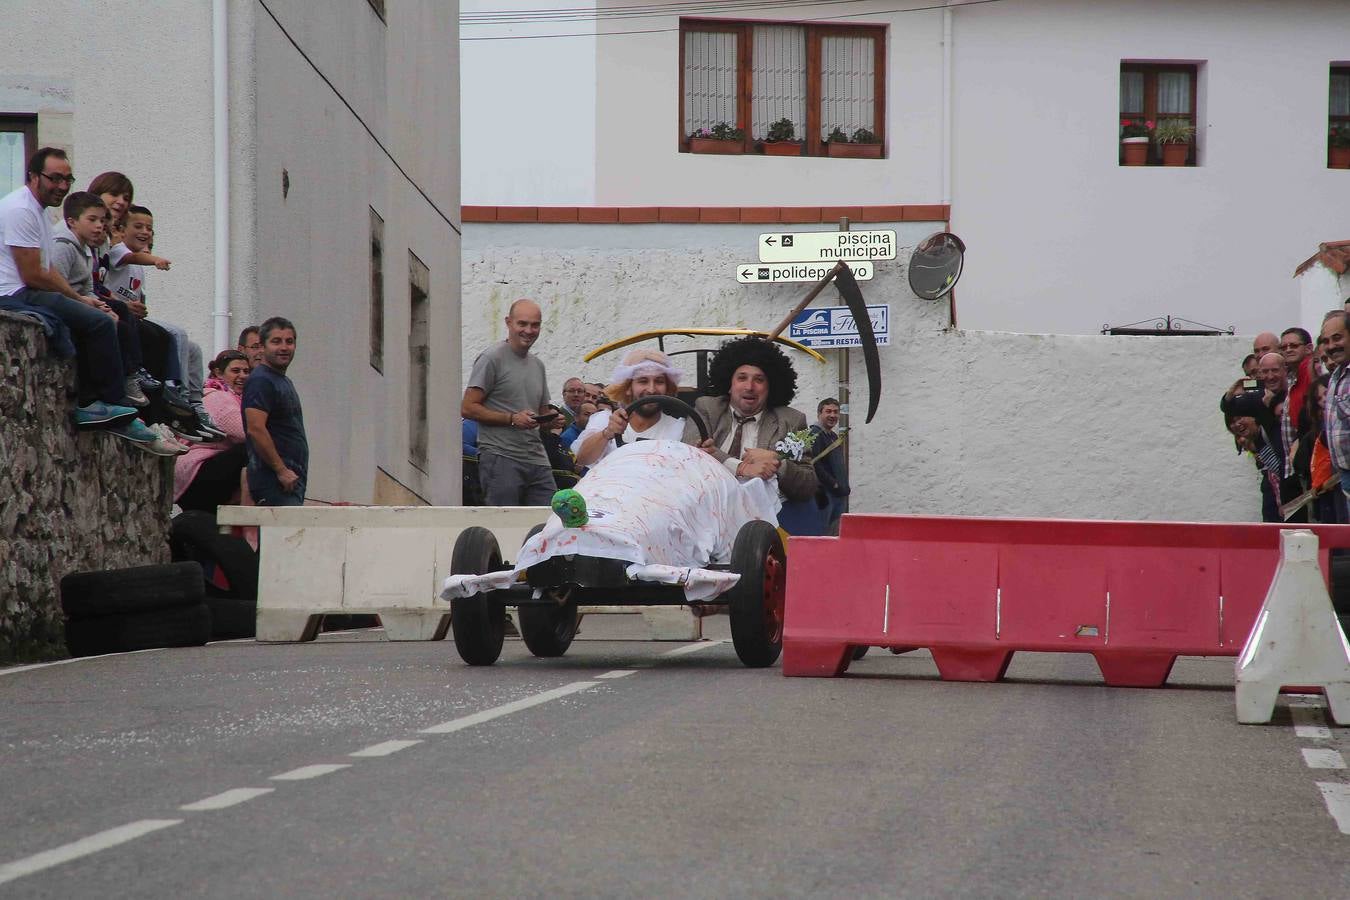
[623,395,710,441]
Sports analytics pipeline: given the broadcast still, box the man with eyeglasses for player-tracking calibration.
[0,147,153,437]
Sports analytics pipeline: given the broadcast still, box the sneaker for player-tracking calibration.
[193,407,228,440]
[107,419,177,456]
[74,400,140,429]
[149,423,191,455]
[161,383,195,417]
[122,377,149,408]
[133,368,162,392]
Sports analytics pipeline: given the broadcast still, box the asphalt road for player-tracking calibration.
[1,617,1347,898]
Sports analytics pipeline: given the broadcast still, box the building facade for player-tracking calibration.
[2,0,462,505]
[458,0,1347,521]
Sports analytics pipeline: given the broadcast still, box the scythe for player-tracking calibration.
[766,261,882,423]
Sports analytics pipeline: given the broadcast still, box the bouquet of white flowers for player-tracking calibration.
[773,428,816,463]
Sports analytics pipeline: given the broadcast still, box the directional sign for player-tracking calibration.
[788,304,890,349]
[758,229,897,264]
[736,262,874,284]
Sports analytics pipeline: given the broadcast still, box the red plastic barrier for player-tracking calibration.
[782,515,1350,685]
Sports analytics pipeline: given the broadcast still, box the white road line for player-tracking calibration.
[420,681,599,735]
[270,763,352,781]
[596,670,637,679]
[0,819,181,886]
[1292,706,1333,740]
[660,639,724,657]
[0,648,164,677]
[180,787,274,811]
[350,740,422,758]
[1301,748,1347,769]
[1316,782,1350,834]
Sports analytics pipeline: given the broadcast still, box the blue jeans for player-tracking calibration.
[251,480,306,506]
[9,288,123,403]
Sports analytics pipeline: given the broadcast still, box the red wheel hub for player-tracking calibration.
[762,551,785,642]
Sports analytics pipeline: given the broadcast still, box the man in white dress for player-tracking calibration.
[571,348,686,467]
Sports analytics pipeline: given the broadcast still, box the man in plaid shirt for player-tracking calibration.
[1320,313,1350,502]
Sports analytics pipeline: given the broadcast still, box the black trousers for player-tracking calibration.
[106,298,143,373]
[177,445,247,513]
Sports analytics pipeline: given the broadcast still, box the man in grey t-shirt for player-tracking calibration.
[461,298,555,505]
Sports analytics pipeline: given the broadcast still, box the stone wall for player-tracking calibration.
[0,312,172,663]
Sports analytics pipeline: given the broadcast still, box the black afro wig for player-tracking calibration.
[706,336,798,409]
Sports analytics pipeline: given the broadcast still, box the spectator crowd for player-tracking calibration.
[1222,307,1350,523]
[1,147,307,511]
[461,298,850,535]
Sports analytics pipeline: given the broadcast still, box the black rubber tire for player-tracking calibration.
[169,511,259,603]
[851,645,870,660]
[64,603,212,657]
[450,526,507,666]
[516,524,579,657]
[61,562,205,620]
[205,595,256,640]
[726,520,786,667]
[624,395,709,441]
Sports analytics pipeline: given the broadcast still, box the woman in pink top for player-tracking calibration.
[174,351,249,511]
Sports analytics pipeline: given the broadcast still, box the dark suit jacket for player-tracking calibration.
[681,395,819,502]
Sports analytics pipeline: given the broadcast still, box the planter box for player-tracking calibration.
[826,141,882,159]
[1331,146,1350,169]
[762,141,803,157]
[689,137,744,155]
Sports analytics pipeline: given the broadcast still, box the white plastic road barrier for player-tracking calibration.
[1235,530,1350,725]
[215,505,701,642]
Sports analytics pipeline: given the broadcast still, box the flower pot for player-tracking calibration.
[1331,146,1350,169]
[689,137,744,155]
[1160,142,1190,167]
[762,141,803,157]
[1120,137,1148,166]
[827,141,882,159]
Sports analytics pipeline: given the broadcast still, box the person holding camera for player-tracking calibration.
[1223,351,1305,521]
[461,298,557,506]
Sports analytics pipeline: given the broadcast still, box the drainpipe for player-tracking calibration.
[212,0,231,351]
[941,1,953,208]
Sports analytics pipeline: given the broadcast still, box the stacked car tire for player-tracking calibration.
[60,561,212,657]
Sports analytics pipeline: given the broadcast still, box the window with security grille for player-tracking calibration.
[680,19,885,158]
[408,251,430,472]
[1330,65,1350,169]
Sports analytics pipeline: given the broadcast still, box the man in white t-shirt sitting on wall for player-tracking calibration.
[0,147,159,445]
[572,348,686,467]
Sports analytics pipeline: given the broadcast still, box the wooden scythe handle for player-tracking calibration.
[765,261,845,342]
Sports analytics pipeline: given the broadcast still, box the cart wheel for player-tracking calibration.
[727,520,786,667]
[851,645,869,660]
[450,526,507,666]
[516,523,580,657]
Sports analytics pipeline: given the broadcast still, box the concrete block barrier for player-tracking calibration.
[215,506,700,642]
[782,515,1350,687]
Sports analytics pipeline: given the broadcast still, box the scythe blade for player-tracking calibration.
[833,263,881,424]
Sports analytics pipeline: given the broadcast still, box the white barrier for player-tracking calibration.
[1235,530,1350,725]
[215,505,701,643]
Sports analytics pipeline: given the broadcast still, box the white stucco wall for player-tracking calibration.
[460,0,597,205]
[950,0,1350,336]
[460,0,1350,337]
[463,223,1258,522]
[3,0,461,505]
